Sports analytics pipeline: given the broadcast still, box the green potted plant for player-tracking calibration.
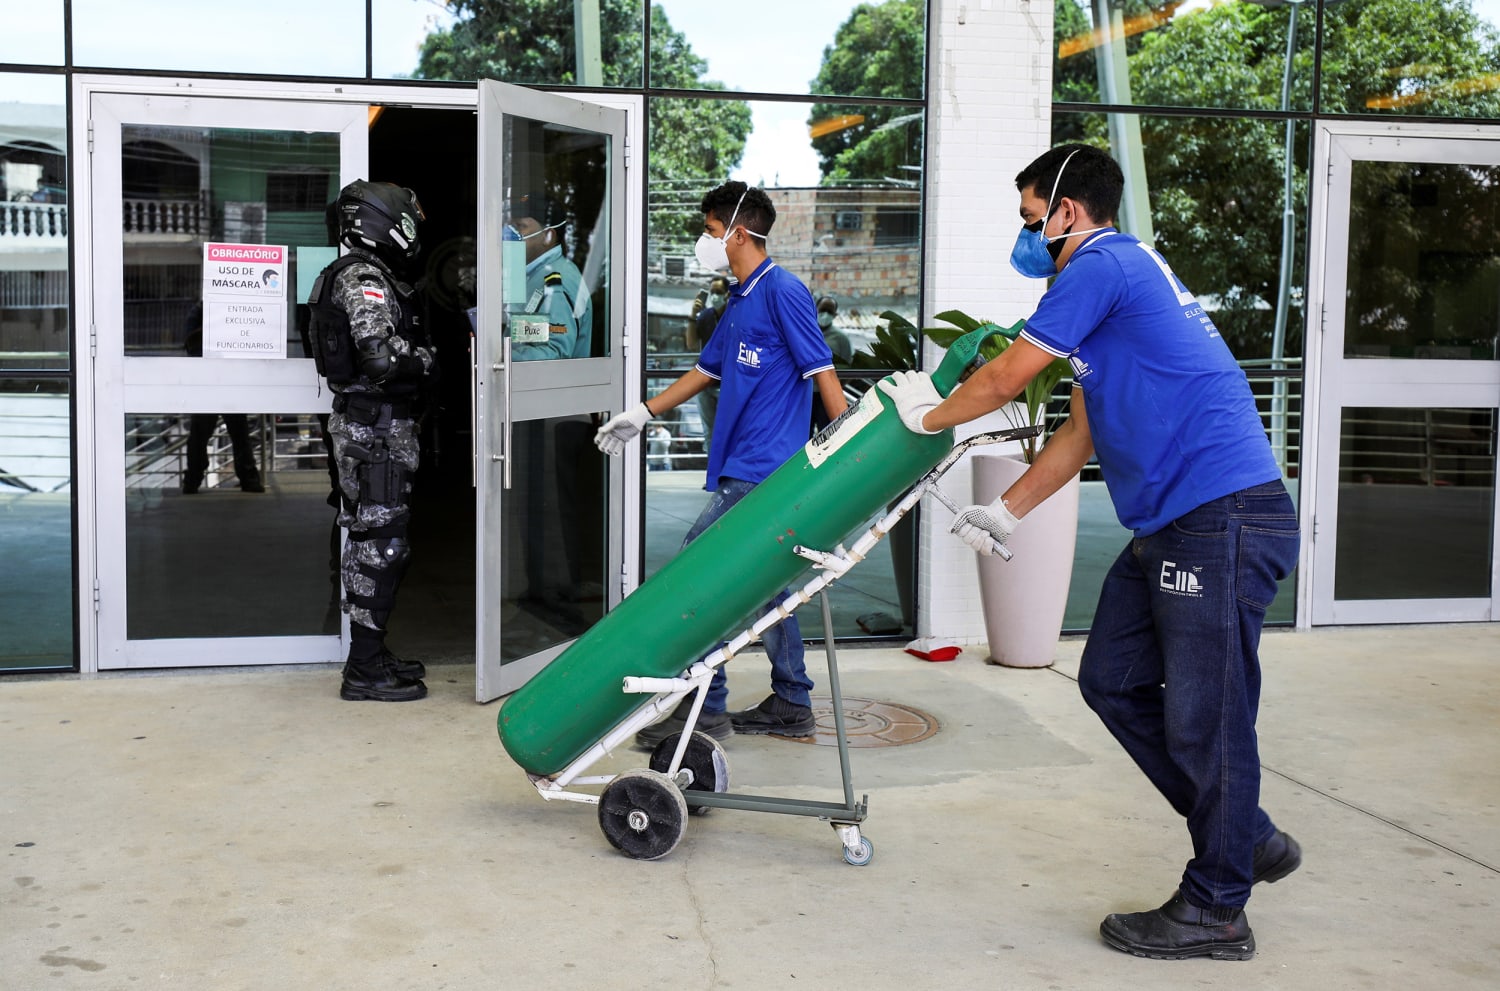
[883,308,1078,668]
[901,309,1070,462]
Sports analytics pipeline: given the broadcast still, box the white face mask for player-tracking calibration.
[693,188,765,272]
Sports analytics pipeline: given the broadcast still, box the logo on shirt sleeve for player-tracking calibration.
[361,285,386,303]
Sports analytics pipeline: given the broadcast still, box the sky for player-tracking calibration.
[7,0,1500,184]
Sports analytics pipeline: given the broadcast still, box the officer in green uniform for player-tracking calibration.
[508,193,593,361]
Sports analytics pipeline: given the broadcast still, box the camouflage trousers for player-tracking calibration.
[329,409,420,634]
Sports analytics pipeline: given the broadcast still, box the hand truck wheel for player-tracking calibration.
[597,769,689,860]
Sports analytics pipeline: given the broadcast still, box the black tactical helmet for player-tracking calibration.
[336,180,425,261]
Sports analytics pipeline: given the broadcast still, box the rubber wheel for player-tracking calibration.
[649,731,730,816]
[843,836,874,867]
[597,769,689,861]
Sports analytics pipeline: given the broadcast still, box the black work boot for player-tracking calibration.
[634,698,733,750]
[729,693,816,737]
[340,651,427,702]
[378,647,425,682]
[1253,830,1302,885]
[1099,891,1255,961]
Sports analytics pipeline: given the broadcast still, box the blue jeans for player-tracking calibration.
[684,477,813,713]
[1078,480,1299,911]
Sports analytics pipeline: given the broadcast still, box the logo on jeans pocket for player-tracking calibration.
[1159,561,1203,596]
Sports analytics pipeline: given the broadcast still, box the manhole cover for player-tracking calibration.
[777,696,938,748]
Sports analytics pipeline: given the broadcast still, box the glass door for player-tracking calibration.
[87,91,367,668]
[1308,126,1500,624]
[474,80,627,700]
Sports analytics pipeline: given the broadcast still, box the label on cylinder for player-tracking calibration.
[806,389,883,468]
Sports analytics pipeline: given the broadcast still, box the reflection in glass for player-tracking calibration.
[0,379,72,670]
[120,125,340,357]
[501,414,607,663]
[0,0,64,65]
[643,91,924,637]
[653,0,925,100]
[125,412,340,639]
[1335,407,1496,600]
[1345,160,1500,360]
[1,75,69,374]
[1053,111,1311,366]
[501,117,610,360]
[411,0,645,87]
[1053,1,1313,113]
[73,0,364,76]
[1322,0,1500,119]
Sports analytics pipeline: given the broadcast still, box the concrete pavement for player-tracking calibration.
[3,623,1497,989]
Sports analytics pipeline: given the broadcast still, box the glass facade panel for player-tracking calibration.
[120,125,340,357]
[408,0,645,87]
[1344,159,1500,360]
[1053,111,1311,366]
[0,0,65,66]
[372,0,457,79]
[500,413,607,663]
[1321,0,1500,118]
[645,91,922,639]
[1053,0,1314,113]
[653,0,925,100]
[1,74,69,374]
[1335,407,1496,600]
[71,0,365,77]
[500,115,611,361]
[0,378,72,671]
[1047,111,1308,629]
[125,412,339,639]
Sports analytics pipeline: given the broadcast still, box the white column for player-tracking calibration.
[919,0,1055,643]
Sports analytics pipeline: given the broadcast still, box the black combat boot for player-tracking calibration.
[378,647,425,682]
[340,652,426,701]
[340,631,425,702]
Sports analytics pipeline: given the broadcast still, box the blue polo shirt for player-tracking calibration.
[695,258,834,489]
[1019,230,1281,536]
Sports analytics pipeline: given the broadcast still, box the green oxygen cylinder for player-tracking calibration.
[499,322,1019,777]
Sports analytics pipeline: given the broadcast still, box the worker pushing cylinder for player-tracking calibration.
[498,323,1016,777]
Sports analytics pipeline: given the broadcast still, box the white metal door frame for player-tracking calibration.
[73,75,641,676]
[1299,120,1500,627]
[473,79,635,701]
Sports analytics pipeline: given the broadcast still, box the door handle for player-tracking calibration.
[490,334,512,490]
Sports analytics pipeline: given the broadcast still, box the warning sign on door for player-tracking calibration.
[201,242,288,359]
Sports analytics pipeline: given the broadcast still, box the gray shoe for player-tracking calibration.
[634,700,732,750]
[729,693,816,737]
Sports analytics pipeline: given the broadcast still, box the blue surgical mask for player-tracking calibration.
[1010,219,1058,279]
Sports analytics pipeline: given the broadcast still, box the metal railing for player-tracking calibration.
[122,414,332,491]
[122,196,207,238]
[0,200,68,242]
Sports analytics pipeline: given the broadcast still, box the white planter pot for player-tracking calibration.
[971,454,1080,668]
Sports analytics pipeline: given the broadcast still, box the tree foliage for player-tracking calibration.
[807,0,925,183]
[415,1,751,187]
[1047,0,1500,358]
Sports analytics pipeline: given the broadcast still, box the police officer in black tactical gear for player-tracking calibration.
[307,180,438,702]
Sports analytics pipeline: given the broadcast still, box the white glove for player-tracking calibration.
[877,370,943,435]
[595,403,653,456]
[951,498,1021,556]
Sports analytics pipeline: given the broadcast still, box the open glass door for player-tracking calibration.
[474,80,627,700]
[1308,126,1500,624]
[87,90,367,668]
